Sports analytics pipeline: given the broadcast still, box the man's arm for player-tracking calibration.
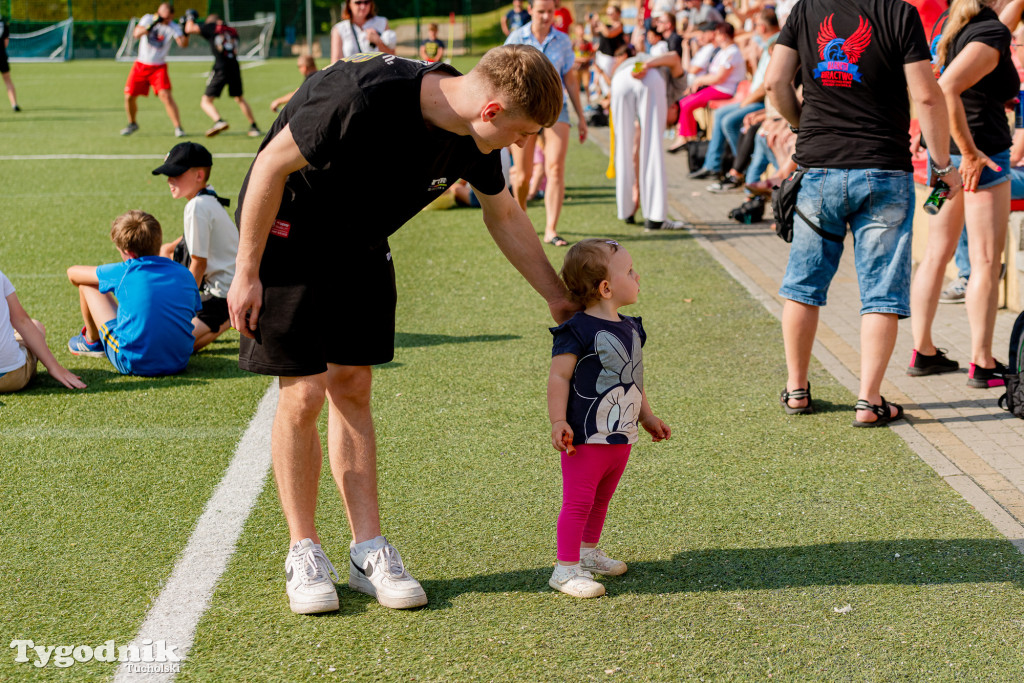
[764,43,801,127]
[475,186,576,323]
[227,124,311,337]
[563,67,588,142]
[906,58,963,197]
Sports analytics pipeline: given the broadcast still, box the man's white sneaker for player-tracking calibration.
[580,547,627,576]
[205,119,230,137]
[349,538,428,609]
[549,564,606,598]
[284,538,340,614]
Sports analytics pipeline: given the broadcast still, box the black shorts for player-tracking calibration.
[0,53,9,75]
[205,67,242,98]
[197,295,230,330]
[238,237,397,376]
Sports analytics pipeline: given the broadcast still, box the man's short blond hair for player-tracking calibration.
[472,45,563,128]
[111,210,162,257]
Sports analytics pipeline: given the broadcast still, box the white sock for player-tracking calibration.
[556,562,581,573]
[580,546,597,557]
[350,535,386,563]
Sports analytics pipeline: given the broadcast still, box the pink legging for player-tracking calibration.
[677,86,731,138]
[557,443,631,563]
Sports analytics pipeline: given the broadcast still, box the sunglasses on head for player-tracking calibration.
[353,1,371,5]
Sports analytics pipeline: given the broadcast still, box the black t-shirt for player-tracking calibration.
[0,17,9,59]
[597,30,625,56]
[666,32,683,57]
[778,0,932,171]
[945,7,1018,156]
[237,55,504,252]
[200,22,239,72]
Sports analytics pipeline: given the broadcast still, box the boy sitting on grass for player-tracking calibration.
[67,210,201,377]
[0,268,86,392]
[155,142,238,352]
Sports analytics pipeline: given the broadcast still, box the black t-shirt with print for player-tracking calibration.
[945,7,1018,157]
[200,22,239,72]
[778,0,932,171]
[236,54,505,252]
[0,17,8,60]
[550,312,647,446]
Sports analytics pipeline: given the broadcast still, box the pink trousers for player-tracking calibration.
[677,86,731,138]
[557,443,631,562]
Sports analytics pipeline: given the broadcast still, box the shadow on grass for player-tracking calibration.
[394,332,520,348]
[413,538,1024,609]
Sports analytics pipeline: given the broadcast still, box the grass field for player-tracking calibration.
[2,58,1024,681]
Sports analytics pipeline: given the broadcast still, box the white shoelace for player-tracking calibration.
[364,541,407,579]
[298,545,339,586]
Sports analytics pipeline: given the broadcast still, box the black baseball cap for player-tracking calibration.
[152,142,213,176]
[697,21,718,31]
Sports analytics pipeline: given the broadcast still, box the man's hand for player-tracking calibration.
[549,296,580,324]
[228,270,263,338]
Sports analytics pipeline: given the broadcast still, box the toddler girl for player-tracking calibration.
[547,239,670,598]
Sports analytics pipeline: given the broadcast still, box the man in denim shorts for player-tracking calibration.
[765,0,962,427]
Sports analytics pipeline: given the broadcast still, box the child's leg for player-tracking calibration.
[557,447,607,565]
[580,444,631,548]
[78,285,118,342]
[234,96,257,126]
[192,318,231,352]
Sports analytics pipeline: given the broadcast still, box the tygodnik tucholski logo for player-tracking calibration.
[10,638,182,671]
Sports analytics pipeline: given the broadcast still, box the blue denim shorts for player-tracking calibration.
[557,100,571,126]
[950,149,1010,190]
[779,167,914,317]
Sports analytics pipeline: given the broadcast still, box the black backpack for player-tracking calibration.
[999,310,1024,418]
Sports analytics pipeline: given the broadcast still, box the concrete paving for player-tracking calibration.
[587,123,1024,553]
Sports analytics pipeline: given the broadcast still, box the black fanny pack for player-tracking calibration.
[772,168,844,244]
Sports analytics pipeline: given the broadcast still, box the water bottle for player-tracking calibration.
[1016,90,1024,128]
[922,180,949,215]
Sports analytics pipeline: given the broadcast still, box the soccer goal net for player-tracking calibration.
[115,15,275,62]
[7,18,74,62]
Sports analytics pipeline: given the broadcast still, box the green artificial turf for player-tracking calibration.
[2,59,1024,682]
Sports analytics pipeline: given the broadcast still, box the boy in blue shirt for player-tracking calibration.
[66,210,201,376]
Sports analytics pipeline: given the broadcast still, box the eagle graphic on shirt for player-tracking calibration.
[814,14,872,87]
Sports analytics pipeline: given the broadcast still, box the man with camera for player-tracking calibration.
[121,2,189,137]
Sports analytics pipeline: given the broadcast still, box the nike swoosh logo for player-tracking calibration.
[286,567,294,582]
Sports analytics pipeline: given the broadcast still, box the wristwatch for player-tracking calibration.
[933,162,955,177]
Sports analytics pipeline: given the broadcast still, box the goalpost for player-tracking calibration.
[7,18,74,62]
[115,15,275,62]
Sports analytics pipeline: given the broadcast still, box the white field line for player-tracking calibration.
[112,379,278,683]
[0,153,256,161]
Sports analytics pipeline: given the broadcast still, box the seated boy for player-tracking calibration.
[154,142,238,352]
[419,23,445,63]
[67,210,201,377]
[0,268,86,392]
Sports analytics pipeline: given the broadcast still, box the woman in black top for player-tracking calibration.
[909,0,1018,388]
[591,4,625,86]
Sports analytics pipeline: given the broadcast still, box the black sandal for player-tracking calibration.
[851,397,905,428]
[780,383,813,415]
[546,235,569,247]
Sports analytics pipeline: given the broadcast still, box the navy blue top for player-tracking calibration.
[551,312,646,445]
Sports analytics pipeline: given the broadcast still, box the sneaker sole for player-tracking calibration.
[205,125,229,137]
[69,349,105,358]
[348,570,428,609]
[967,378,1005,389]
[548,577,606,598]
[288,593,340,614]
[906,365,958,377]
[580,563,628,577]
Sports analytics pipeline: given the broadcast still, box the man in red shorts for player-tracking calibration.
[121,2,189,137]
